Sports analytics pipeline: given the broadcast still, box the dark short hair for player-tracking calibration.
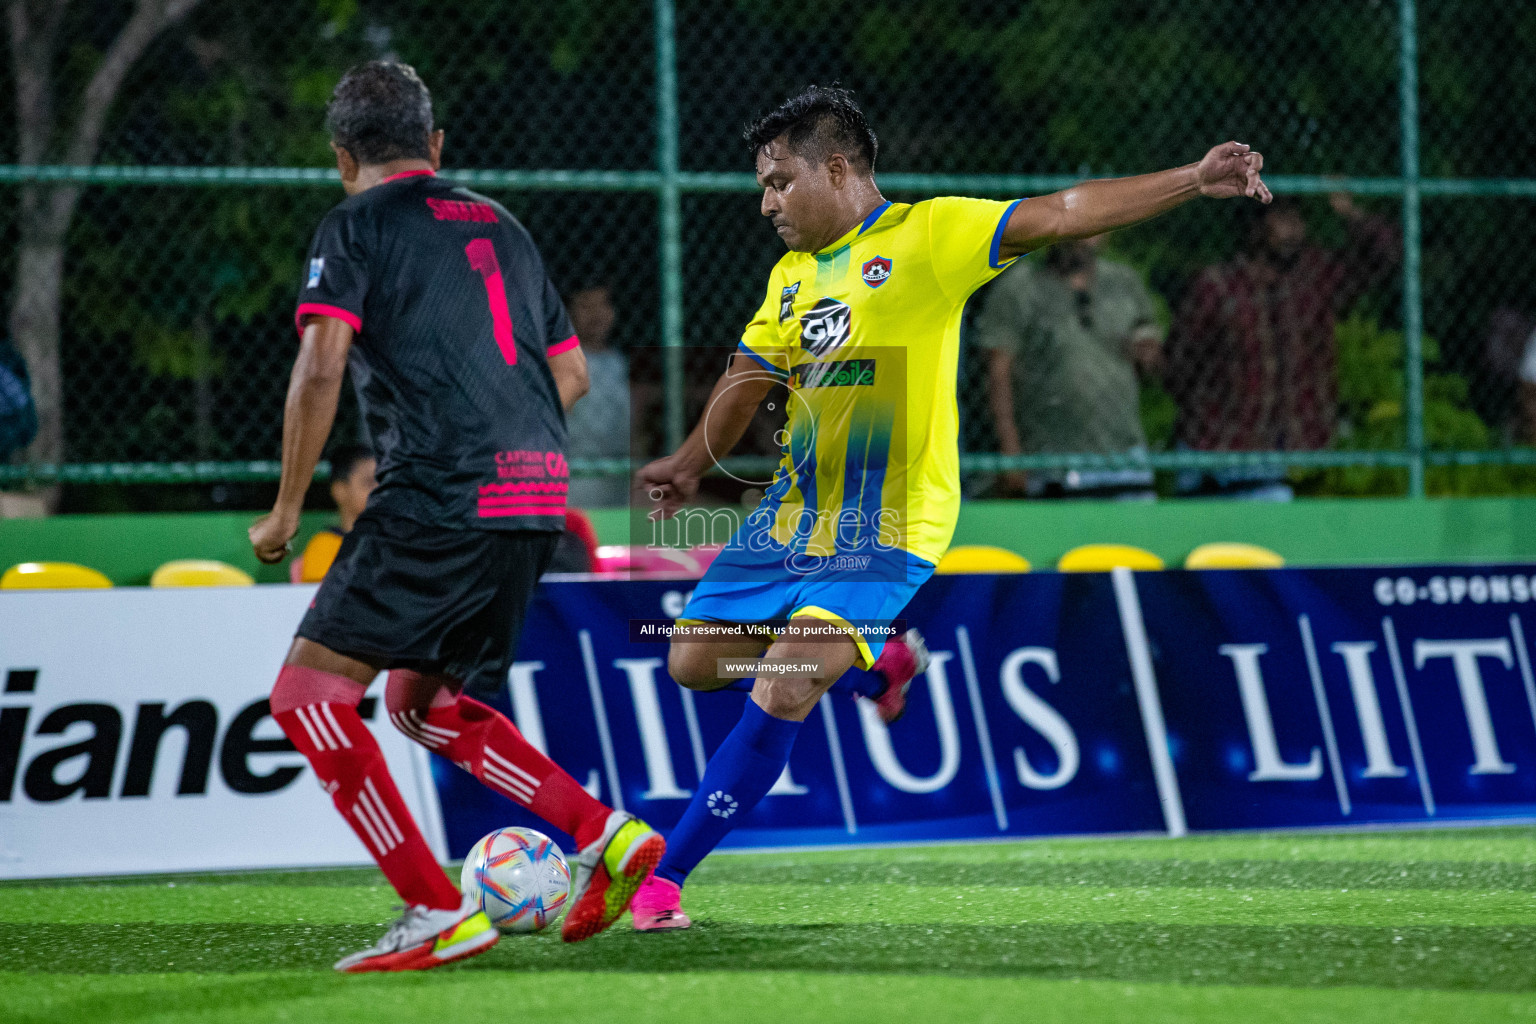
[325,61,434,165]
[562,278,611,301]
[328,443,374,485]
[744,85,878,173]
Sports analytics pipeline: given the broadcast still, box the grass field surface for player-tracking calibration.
[5,827,1536,1023]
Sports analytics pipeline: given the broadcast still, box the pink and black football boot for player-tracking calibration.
[630,873,692,932]
[866,628,930,724]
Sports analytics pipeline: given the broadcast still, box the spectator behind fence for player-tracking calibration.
[1168,194,1399,499]
[1517,319,1536,447]
[0,336,38,464]
[976,235,1163,500]
[294,444,376,582]
[1483,308,1536,445]
[562,283,631,508]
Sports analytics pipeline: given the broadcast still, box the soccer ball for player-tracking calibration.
[460,827,571,933]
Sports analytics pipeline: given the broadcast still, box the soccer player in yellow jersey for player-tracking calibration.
[629,85,1270,929]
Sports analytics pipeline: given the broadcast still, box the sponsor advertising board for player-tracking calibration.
[7,565,1536,876]
[0,587,443,879]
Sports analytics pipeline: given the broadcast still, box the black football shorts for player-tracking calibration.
[296,510,558,689]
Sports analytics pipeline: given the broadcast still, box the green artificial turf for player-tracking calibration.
[5,828,1536,1023]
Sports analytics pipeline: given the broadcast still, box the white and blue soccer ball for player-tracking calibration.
[460,826,571,933]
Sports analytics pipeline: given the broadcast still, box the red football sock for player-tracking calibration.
[386,672,612,849]
[270,666,460,911]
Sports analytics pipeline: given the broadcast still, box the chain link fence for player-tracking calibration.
[1,0,1533,505]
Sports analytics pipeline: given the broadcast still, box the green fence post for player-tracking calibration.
[1400,0,1426,497]
[655,0,686,452]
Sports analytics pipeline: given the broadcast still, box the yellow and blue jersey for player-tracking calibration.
[736,196,1023,567]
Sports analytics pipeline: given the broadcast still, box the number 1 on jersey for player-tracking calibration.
[465,238,516,365]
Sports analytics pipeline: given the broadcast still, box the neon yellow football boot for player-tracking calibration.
[560,811,666,942]
[335,893,499,972]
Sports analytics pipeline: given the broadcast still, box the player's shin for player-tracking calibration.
[828,668,885,699]
[653,697,801,887]
[386,672,612,849]
[269,665,461,911]
[728,668,881,698]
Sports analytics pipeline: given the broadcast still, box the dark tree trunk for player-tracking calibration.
[4,0,204,507]
[10,181,78,471]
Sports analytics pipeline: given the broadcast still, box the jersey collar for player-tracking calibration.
[381,168,436,184]
[858,201,892,235]
[816,200,892,255]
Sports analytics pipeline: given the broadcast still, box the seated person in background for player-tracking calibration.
[976,235,1163,500]
[293,444,377,582]
[562,283,631,508]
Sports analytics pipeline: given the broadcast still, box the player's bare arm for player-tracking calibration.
[249,314,354,563]
[998,141,1272,260]
[549,345,590,412]
[634,353,780,517]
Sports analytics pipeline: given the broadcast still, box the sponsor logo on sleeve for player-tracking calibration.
[779,281,801,323]
[799,297,852,357]
[307,257,324,289]
[861,256,892,288]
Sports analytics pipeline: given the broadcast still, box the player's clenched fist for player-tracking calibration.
[634,455,700,520]
[249,509,299,564]
[1196,141,1272,203]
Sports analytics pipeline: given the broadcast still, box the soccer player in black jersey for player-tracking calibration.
[248,61,663,973]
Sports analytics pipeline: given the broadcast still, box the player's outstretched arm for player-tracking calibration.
[250,315,355,563]
[997,142,1272,261]
[634,353,780,519]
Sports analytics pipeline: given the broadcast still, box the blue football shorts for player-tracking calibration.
[677,517,936,670]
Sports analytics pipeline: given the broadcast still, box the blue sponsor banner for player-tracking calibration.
[1138,565,1536,829]
[433,564,1536,857]
[433,573,1165,857]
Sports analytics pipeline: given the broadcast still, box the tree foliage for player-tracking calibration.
[2,0,1532,501]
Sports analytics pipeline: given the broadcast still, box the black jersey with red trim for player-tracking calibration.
[296,170,579,531]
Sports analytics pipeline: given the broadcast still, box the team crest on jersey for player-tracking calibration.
[861,256,892,288]
[778,281,801,323]
[307,257,324,288]
[799,297,852,357]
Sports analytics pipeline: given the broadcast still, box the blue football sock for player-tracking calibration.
[655,699,802,887]
[831,666,885,699]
